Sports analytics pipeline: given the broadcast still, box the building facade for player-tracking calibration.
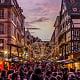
[0,0,25,61]
[51,0,80,70]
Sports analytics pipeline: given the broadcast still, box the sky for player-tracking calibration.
[17,0,61,41]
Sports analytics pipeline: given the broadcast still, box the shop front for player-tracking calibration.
[66,53,80,70]
[0,60,10,70]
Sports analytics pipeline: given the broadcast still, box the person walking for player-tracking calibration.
[30,68,43,80]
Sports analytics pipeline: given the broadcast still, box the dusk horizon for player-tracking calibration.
[17,0,61,41]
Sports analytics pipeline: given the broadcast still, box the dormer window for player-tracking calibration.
[0,0,5,3]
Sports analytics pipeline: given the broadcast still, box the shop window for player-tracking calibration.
[0,24,4,34]
[0,9,4,19]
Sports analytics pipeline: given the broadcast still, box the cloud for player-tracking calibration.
[18,0,61,21]
[29,7,43,13]
[17,0,61,40]
[34,17,49,22]
[27,0,60,18]
[26,17,49,23]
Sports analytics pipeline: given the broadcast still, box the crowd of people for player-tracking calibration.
[0,61,80,80]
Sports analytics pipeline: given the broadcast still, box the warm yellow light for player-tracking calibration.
[56,57,58,59]
[12,36,16,41]
[20,60,23,62]
[59,54,62,56]
[4,51,8,54]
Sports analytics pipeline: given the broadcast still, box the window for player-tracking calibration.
[73,29,80,40]
[12,12,16,24]
[0,39,4,49]
[0,9,4,19]
[73,42,78,52]
[0,0,5,3]
[0,24,4,34]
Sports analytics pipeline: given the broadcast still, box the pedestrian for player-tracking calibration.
[49,76,57,80]
[19,66,24,80]
[30,68,43,80]
[1,70,7,80]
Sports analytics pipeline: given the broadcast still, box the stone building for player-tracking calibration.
[0,0,25,61]
[51,0,80,70]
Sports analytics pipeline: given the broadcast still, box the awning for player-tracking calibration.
[56,59,76,64]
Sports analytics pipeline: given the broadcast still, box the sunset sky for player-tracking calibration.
[17,0,61,41]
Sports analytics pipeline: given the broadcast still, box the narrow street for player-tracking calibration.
[0,0,80,80]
